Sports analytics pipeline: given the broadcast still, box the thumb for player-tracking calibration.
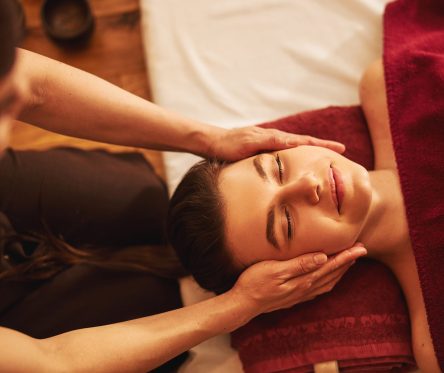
[277,252,328,279]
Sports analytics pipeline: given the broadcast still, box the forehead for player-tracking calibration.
[218,155,276,266]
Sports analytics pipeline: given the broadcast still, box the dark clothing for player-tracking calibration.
[0,147,186,372]
[0,147,169,246]
[0,0,19,77]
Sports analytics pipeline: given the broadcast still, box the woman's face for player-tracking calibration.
[218,145,372,267]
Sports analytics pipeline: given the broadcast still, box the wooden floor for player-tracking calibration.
[12,0,165,179]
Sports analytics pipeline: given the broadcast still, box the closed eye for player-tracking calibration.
[285,207,293,240]
[275,153,283,183]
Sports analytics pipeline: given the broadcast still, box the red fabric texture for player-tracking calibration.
[384,0,444,369]
[231,106,415,372]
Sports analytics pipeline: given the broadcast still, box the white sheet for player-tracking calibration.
[142,0,389,192]
[140,1,390,371]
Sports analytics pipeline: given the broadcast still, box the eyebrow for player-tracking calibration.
[253,154,269,182]
[252,155,280,250]
[266,207,280,250]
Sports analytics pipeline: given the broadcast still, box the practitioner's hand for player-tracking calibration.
[208,126,345,161]
[229,243,367,317]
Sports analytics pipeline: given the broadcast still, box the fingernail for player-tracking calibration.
[314,253,327,265]
[355,242,365,247]
[354,247,367,256]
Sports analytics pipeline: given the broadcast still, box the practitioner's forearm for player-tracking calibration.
[0,248,366,372]
[51,292,252,372]
[14,49,347,160]
[1,291,254,373]
[17,48,222,156]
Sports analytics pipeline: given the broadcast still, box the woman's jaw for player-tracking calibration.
[355,169,409,260]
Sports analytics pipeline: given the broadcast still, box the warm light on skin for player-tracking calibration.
[219,146,373,268]
[0,57,29,154]
[0,70,13,153]
[0,122,11,154]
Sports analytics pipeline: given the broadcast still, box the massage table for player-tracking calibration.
[138,1,414,372]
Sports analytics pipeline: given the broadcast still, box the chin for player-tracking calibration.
[357,165,372,207]
[344,163,372,224]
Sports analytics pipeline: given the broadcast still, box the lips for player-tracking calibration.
[328,165,345,214]
[332,166,345,213]
[328,166,339,213]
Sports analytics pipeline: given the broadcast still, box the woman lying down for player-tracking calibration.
[167,59,440,373]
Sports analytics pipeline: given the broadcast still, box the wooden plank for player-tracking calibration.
[21,12,148,83]
[22,0,139,28]
[13,0,165,179]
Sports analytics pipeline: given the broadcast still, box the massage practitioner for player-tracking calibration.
[168,60,441,372]
[0,1,366,371]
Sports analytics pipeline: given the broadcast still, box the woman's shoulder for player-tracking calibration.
[359,60,397,170]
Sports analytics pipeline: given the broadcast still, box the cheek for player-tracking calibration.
[345,162,372,223]
[294,216,359,255]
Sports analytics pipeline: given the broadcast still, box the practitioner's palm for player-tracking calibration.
[210,126,345,161]
[231,244,367,315]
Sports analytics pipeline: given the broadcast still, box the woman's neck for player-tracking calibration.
[357,169,410,262]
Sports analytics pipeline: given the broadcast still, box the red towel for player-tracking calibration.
[384,0,444,369]
[231,106,415,372]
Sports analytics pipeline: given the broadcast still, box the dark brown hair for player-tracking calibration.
[0,214,185,281]
[167,160,242,294]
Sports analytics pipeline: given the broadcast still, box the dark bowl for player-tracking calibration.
[41,0,94,43]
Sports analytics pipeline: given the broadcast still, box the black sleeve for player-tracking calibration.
[0,147,169,246]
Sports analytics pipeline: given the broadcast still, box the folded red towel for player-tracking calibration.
[384,0,444,369]
[231,106,415,373]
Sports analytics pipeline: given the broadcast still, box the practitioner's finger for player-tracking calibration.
[310,257,356,289]
[292,245,367,301]
[272,252,328,280]
[273,244,365,282]
[292,135,346,154]
[285,257,354,292]
[298,266,350,300]
[307,244,367,283]
[272,268,348,309]
[265,254,357,310]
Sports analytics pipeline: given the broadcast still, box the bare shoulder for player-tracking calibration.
[359,60,396,169]
[359,60,385,95]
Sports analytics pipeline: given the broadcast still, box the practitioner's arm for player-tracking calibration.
[0,245,366,373]
[14,48,344,160]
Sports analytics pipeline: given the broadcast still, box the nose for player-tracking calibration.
[278,172,320,205]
